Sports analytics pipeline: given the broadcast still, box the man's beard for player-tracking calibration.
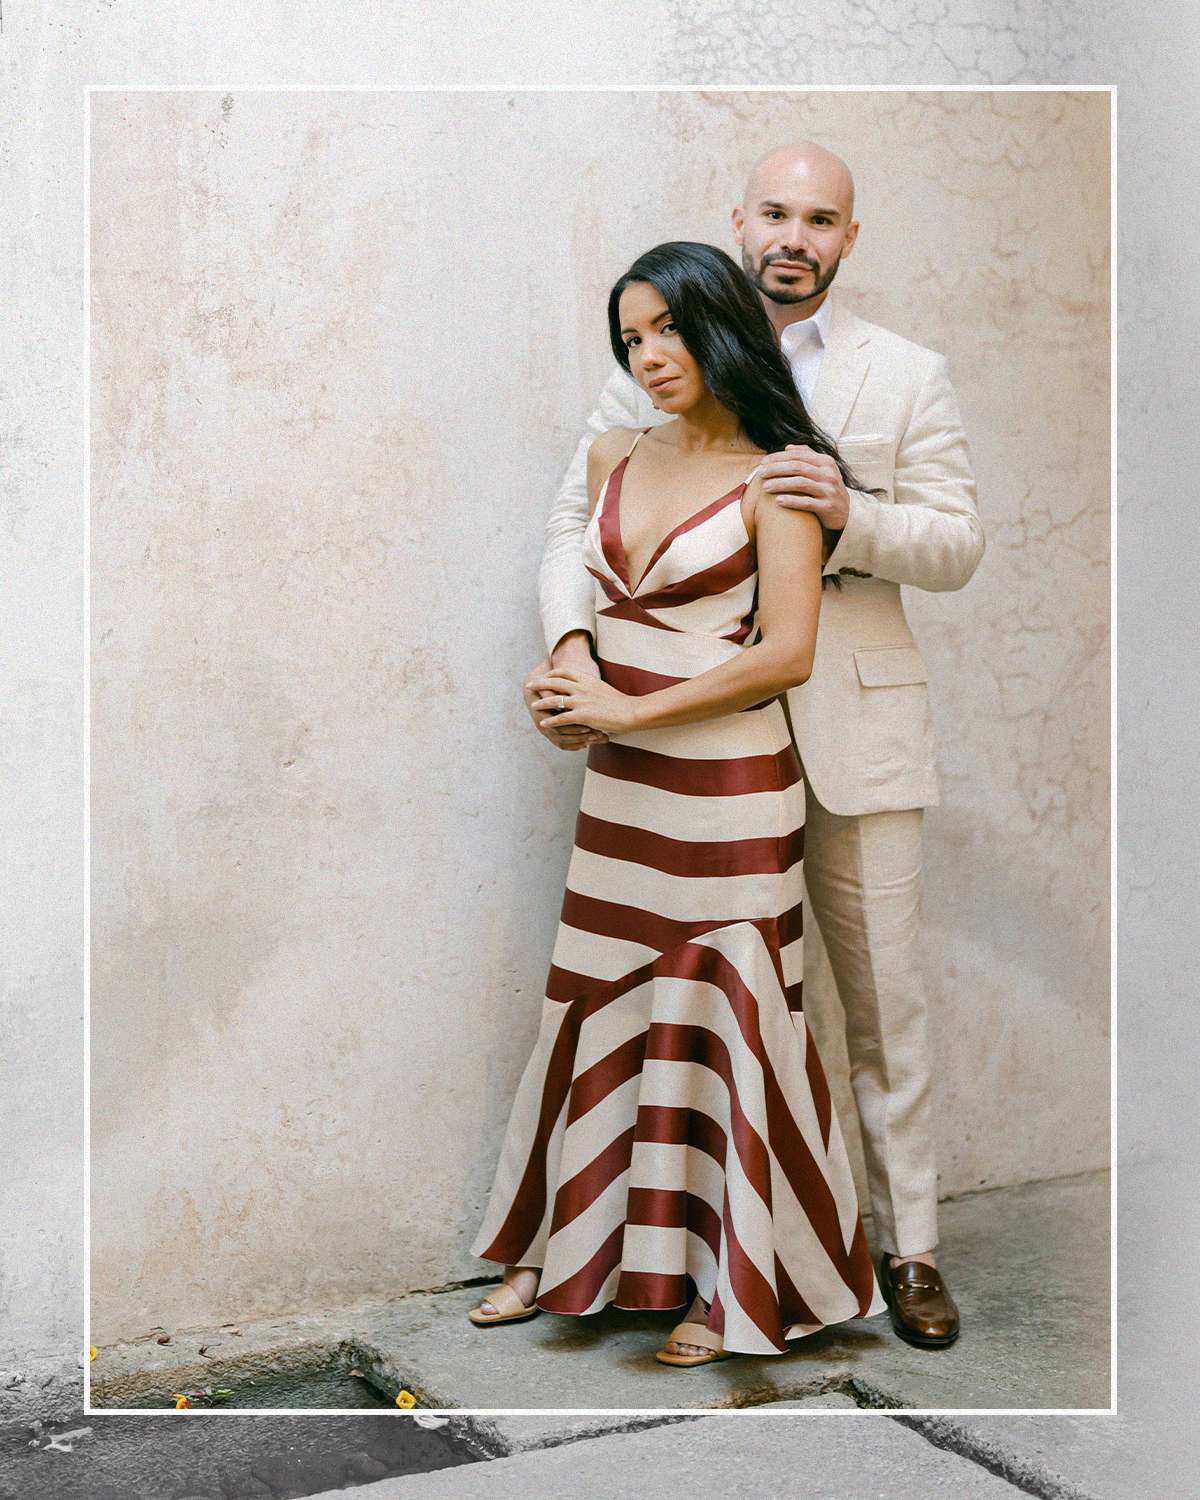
[744,248,842,306]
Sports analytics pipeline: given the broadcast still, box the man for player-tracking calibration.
[526,141,983,1348]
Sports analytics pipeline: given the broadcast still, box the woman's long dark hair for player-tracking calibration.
[607,241,861,583]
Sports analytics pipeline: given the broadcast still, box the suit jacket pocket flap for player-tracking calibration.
[838,437,891,460]
[839,440,893,498]
[854,646,929,688]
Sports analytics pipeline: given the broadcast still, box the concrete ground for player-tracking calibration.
[307,1419,1042,1499]
[13,1164,1200,1500]
[300,1406,1192,1500]
[301,1159,1175,1500]
[92,1170,1110,1421]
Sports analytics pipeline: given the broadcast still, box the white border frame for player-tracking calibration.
[82,82,1116,1416]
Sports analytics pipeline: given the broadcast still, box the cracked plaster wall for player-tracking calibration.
[86,88,1109,1341]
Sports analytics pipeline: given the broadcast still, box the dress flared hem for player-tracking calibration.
[471,920,884,1357]
[473,1254,887,1356]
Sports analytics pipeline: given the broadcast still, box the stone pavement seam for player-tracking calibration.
[458,1408,1099,1500]
[467,1411,701,1457]
[295,1408,1056,1499]
[894,1416,1101,1500]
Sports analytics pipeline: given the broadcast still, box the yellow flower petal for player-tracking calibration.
[89,1346,97,1361]
[395,1389,417,1408]
[172,1394,191,1409]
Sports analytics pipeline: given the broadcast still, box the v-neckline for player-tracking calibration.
[601,434,760,596]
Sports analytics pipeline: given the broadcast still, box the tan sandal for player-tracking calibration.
[467,1281,541,1326]
[654,1320,736,1367]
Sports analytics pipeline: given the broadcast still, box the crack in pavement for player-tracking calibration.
[452,1391,1098,1500]
[471,1412,703,1458]
[892,1415,1098,1500]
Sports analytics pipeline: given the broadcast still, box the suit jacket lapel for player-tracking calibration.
[808,298,872,439]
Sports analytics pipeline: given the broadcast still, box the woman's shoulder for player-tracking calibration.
[586,427,640,491]
[588,425,641,466]
[742,467,821,537]
[586,427,642,512]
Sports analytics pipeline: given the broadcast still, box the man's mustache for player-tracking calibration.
[765,254,819,272]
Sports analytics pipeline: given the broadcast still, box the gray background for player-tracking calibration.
[1,0,1195,1484]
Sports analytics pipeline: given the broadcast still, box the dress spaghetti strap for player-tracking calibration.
[596,427,648,521]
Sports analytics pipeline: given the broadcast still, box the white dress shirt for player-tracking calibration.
[778,295,833,410]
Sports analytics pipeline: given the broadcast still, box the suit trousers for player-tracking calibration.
[801,785,939,1257]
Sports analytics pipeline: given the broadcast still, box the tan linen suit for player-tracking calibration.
[539,296,984,1254]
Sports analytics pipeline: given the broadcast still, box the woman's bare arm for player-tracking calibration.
[533,484,824,735]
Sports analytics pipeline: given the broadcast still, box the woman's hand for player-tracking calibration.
[527,668,642,738]
[523,656,607,751]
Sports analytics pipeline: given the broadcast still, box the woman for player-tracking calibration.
[469,242,884,1366]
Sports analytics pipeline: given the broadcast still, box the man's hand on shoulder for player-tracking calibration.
[758,444,851,532]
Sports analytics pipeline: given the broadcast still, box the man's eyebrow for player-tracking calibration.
[758,199,843,218]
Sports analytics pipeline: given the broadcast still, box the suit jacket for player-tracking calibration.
[539,295,984,816]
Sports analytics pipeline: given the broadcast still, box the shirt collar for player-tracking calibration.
[779,295,833,352]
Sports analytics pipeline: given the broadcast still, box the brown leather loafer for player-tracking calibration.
[879,1254,960,1348]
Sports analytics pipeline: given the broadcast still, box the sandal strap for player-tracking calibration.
[483,1282,533,1317]
[667,1320,724,1353]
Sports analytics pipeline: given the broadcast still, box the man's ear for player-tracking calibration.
[730,205,745,246]
[840,220,860,258]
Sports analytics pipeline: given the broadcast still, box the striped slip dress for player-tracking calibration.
[472,428,884,1355]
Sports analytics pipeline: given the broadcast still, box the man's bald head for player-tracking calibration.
[732,141,860,324]
[743,141,856,221]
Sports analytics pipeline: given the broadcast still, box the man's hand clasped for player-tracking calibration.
[524,651,614,751]
[528,666,640,741]
[759,443,851,531]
